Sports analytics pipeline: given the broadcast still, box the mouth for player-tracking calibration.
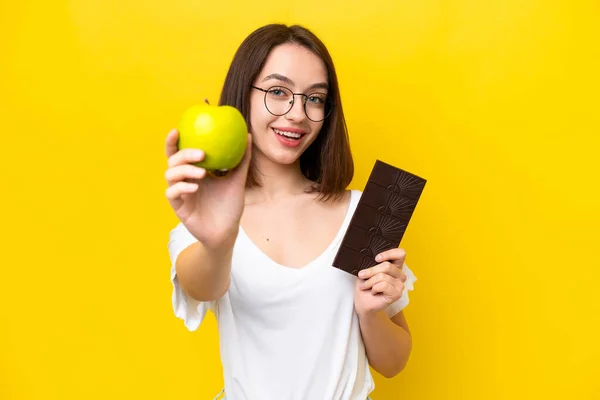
[272,127,306,140]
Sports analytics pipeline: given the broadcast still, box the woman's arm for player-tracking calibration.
[353,248,414,378]
[358,310,412,378]
[175,232,237,301]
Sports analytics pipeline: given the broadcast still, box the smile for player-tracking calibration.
[273,128,305,139]
[271,127,307,148]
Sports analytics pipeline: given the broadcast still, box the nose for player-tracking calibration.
[285,94,306,122]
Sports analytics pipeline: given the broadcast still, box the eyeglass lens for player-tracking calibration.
[263,86,330,122]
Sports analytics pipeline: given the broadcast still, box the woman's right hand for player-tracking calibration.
[164,128,252,249]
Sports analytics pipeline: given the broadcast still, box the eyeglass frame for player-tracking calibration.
[250,85,334,122]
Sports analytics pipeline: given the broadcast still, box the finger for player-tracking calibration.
[375,247,406,266]
[360,272,395,290]
[165,181,199,201]
[165,128,179,157]
[165,164,206,185]
[358,261,402,280]
[167,148,205,168]
[399,270,407,283]
[371,281,400,298]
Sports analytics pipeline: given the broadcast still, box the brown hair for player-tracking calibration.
[218,24,354,202]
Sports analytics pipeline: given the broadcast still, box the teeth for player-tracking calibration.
[274,128,302,139]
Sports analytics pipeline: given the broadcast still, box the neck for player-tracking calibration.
[247,151,314,204]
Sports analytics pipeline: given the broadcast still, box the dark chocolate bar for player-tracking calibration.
[332,160,426,276]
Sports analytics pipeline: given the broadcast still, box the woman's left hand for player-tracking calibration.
[354,248,407,317]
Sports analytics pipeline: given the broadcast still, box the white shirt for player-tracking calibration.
[168,190,417,400]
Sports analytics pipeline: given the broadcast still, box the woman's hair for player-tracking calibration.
[218,24,354,202]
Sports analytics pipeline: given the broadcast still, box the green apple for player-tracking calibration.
[177,103,248,171]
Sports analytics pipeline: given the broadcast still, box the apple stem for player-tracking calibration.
[204,98,210,105]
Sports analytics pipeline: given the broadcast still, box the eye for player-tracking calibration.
[307,94,326,105]
[268,87,288,97]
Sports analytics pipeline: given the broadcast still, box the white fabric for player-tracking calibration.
[168,190,417,400]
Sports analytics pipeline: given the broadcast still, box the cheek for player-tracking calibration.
[249,100,275,133]
[309,120,325,136]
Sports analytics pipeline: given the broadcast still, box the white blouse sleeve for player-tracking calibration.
[385,263,417,318]
[168,222,216,331]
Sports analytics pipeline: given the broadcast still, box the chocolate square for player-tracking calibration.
[350,207,407,244]
[332,160,426,276]
[369,161,426,201]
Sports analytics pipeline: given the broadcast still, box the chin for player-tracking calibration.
[265,149,304,166]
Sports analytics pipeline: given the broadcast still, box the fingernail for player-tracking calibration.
[193,150,204,158]
[375,254,382,262]
[358,270,366,278]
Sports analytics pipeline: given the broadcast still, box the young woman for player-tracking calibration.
[165,23,417,400]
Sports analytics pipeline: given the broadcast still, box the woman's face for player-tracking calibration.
[249,43,329,167]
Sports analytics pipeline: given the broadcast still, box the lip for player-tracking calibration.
[272,127,305,148]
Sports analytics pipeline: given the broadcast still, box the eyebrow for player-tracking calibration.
[262,73,329,91]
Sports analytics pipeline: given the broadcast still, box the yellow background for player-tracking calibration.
[1,0,599,399]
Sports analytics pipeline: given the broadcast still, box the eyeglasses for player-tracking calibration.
[251,85,333,122]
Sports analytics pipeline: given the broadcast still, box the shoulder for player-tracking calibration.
[329,188,361,204]
[325,188,361,213]
[324,189,361,220]
[315,188,357,211]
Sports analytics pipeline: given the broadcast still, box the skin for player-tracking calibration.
[165,42,412,378]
